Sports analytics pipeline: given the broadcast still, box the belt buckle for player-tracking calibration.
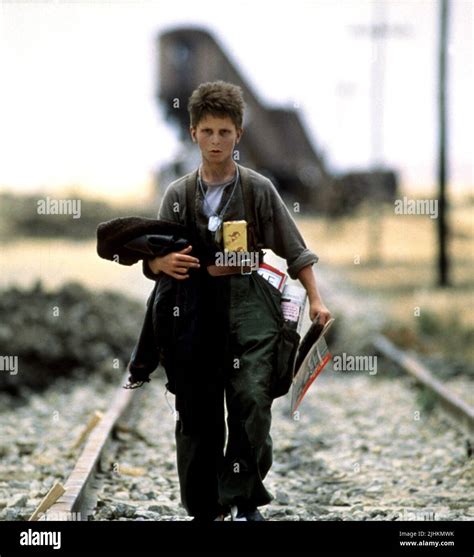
[240,257,252,275]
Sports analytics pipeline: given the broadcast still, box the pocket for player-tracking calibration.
[271,321,301,399]
[253,271,282,319]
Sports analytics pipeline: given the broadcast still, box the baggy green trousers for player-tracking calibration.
[175,269,283,518]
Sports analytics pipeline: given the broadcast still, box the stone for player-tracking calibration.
[329,491,350,506]
[275,491,290,505]
[147,504,176,514]
[8,494,28,508]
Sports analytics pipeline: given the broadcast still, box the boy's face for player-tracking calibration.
[190,114,243,165]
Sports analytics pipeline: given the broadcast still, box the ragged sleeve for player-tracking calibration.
[256,178,319,280]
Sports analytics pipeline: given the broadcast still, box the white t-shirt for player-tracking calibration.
[201,176,235,218]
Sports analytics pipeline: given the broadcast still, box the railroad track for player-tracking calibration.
[29,333,473,522]
[372,335,474,440]
[36,371,145,521]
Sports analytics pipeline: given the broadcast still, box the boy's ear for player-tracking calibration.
[236,127,244,144]
[189,127,196,142]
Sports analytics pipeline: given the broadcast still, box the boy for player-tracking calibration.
[146,81,331,521]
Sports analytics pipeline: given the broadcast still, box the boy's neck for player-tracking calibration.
[200,159,237,185]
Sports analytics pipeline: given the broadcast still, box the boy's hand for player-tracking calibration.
[123,377,146,389]
[148,245,200,280]
[309,299,331,325]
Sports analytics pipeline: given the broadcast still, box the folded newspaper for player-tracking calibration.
[256,261,334,413]
[290,317,335,414]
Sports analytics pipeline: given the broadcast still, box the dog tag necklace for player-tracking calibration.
[208,215,221,232]
[198,164,240,243]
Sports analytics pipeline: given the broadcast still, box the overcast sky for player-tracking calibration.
[0,0,472,201]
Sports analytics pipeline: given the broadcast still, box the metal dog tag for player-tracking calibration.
[208,215,222,232]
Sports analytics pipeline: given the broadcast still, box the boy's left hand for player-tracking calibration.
[309,299,332,325]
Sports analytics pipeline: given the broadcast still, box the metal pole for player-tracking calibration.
[437,0,450,286]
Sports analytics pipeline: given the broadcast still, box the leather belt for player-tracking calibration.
[207,264,257,277]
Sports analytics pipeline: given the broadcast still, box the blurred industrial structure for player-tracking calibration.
[156,26,398,214]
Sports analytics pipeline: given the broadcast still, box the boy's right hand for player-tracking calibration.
[147,245,200,280]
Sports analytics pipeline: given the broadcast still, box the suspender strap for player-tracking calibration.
[184,168,216,264]
[239,164,263,254]
[184,169,199,244]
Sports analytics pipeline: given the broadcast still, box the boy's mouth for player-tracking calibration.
[210,149,222,154]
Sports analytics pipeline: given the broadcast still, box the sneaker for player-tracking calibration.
[230,505,265,521]
[191,508,229,521]
[191,514,225,522]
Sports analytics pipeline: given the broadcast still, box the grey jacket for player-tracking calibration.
[155,163,318,280]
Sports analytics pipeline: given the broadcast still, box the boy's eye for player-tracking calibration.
[200,129,231,135]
